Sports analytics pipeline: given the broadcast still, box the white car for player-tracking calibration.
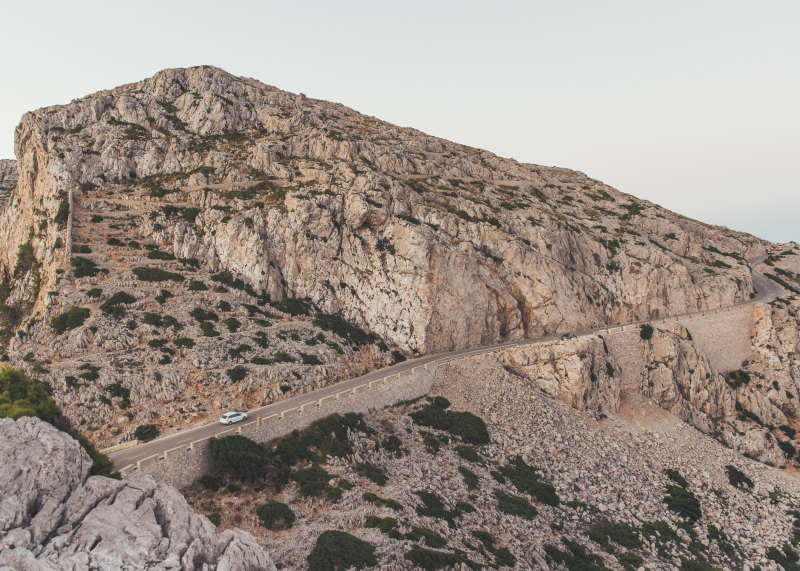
[219,411,248,425]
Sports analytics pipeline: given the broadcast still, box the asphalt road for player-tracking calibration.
[110,255,786,470]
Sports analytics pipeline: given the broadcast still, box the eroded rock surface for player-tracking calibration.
[0,417,275,570]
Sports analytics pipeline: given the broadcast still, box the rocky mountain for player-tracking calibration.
[0,159,15,209]
[0,66,773,448]
[0,416,275,570]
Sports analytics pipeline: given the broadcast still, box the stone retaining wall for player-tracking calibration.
[122,367,436,489]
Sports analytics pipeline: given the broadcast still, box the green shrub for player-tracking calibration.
[666,469,689,488]
[54,199,70,225]
[726,465,753,489]
[223,317,240,332]
[51,307,90,334]
[307,530,376,571]
[207,512,221,526]
[300,352,322,365]
[226,366,247,382]
[355,462,387,486]
[86,288,103,299]
[414,490,461,526]
[455,444,481,462]
[365,516,401,538]
[544,539,606,571]
[664,485,702,521]
[99,292,136,317]
[188,280,208,291]
[406,525,447,548]
[90,214,103,223]
[147,249,176,261]
[272,297,311,316]
[208,435,267,480]
[132,267,184,282]
[497,456,560,506]
[458,466,479,489]
[174,337,195,348]
[72,256,107,278]
[410,399,490,445]
[134,424,159,442]
[404,546,476,571]
[587,520,642,551]
[640,324,654,340]
[181,207,201,223]
[0,366,59,422]
[494,490,538,520]
[191,308,218,322]
[199,474,221,491]
[312,313,376,346]
[256,501,295,530]
[363,492,403,511]
[725,369,751,389]
[200,322,220,337]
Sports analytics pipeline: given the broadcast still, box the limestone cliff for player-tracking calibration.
[0,416,275,570]
[0,66,773,445]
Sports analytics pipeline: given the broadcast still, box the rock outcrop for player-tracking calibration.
[0,416,275,570]
[0,159,15,210]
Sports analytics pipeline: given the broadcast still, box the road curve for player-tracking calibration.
[110,256,786,471]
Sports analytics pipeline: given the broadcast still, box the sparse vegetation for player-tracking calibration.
[51,307,90,334]
[256,501,295,530]
[134,424,159,442]
[307,530,376,571]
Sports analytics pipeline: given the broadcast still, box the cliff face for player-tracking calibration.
[0,66,772,445]
[0,416,275,570]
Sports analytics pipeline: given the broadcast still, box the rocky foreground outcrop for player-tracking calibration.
[0,417,275,570]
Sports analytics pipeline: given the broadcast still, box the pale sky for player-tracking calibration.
[1,1,797,243]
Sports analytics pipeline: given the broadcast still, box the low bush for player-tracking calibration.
[208,435,268,480]
[0,366,59,422]
[223,317,240,332]
[587,520,642,552]
[256,501,295,530]
[200,322,220,337]
[664,485,702,521]
[100,292,136,317]
[497,456,560,506]
[364,516,402,538]
[404,546,476,571]
[188,280,208,291]
[458,466,479,489]
[307,530,377,571]
[363,492,403,511]
[726,465,753,489]
[132,267,184,282]
[134,424,159,442]
[312,313,376,346]
[191,308,218,322]
[406,526,447,548]
[414,490,462,526]
[494,490,538,520]
[666,469,689,488]
[544,539,606,570]
[410,398,490,445]
[147,249,176,261]
[272,297,311,316]
[300,352,322,365]
[355,462,387,486]
[226,366,247,382]
[455,444,481,463]
[51,307,90,334]
[640,324,654,340]
[199,474,221,491]
[174,337,195,348]
[86,288,103,299]
[207,512,221,526]
[72,256,107,278]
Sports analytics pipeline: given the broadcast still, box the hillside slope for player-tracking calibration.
[0,66,770,446]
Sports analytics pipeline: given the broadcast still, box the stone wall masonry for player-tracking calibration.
[122,367,436,489]
[603,304,755,389]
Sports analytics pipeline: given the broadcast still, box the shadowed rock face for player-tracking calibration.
[0,159,15,210]
[0,417,276,570]
[0,66,771,444]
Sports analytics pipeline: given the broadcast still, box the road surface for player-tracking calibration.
[110,255,786,470]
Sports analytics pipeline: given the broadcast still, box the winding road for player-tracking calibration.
[110,254,786,471]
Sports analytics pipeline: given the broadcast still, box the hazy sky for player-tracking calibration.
[1,1,797,242]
